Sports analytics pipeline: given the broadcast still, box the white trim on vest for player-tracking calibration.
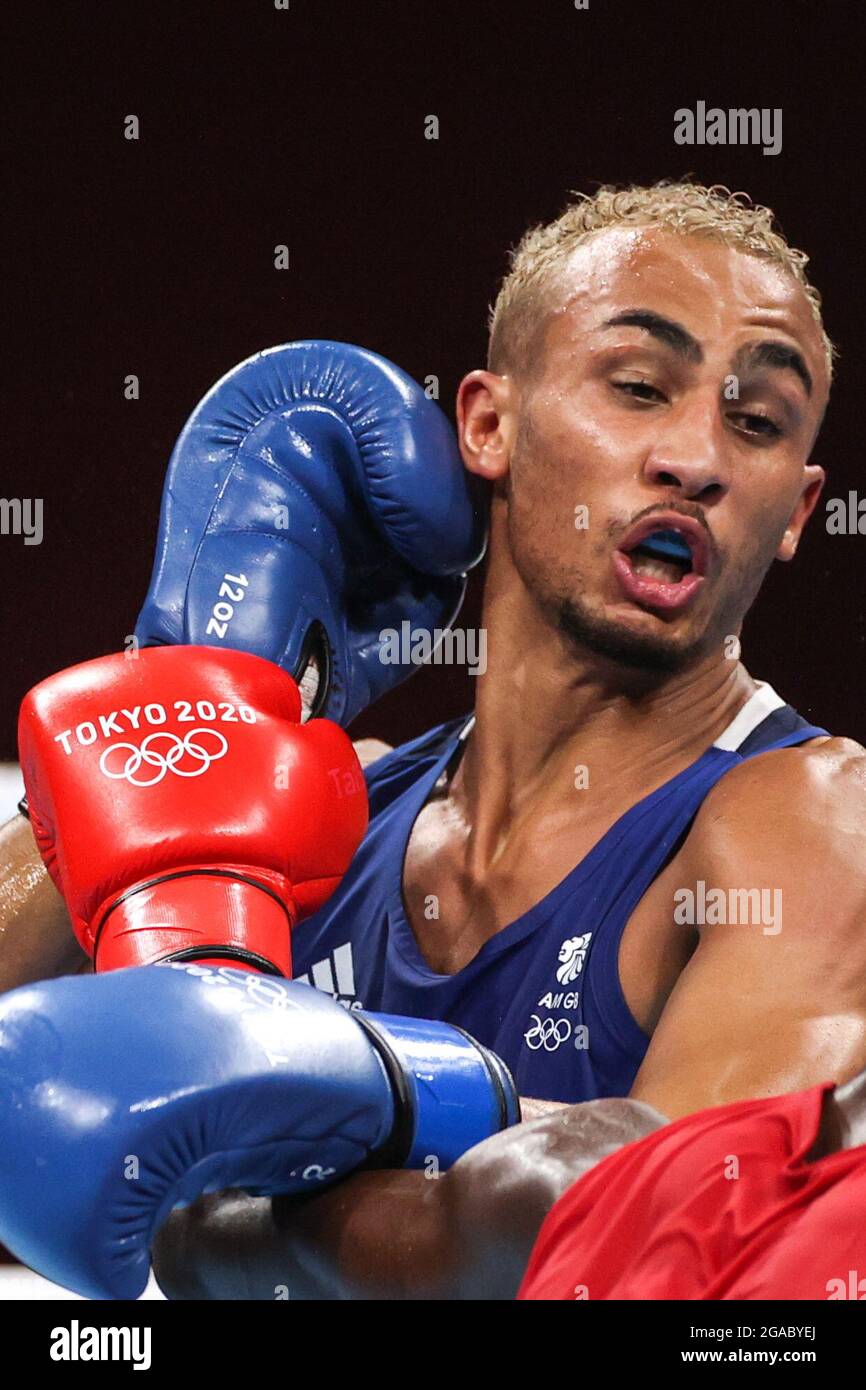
[712,681,786,752]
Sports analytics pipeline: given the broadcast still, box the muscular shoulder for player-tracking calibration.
[681,735,866,939]
[694,735,866,844]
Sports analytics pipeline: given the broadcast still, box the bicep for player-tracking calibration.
[631,741,866,1120]
[629,906,866,1119]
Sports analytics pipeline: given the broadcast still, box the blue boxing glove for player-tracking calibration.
[135,342,488,725]
[0,963,517,1301]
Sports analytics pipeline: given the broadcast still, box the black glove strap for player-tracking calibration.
[351,1012,416,1169]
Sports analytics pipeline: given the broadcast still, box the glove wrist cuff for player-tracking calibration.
[355,1013,519,1172]
[91,867,296,975]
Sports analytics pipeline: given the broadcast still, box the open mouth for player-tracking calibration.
[613,517,709,613]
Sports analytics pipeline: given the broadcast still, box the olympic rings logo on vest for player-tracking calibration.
[523,1015,572,1052]
[99,729,230,786]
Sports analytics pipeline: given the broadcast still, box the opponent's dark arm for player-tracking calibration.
[152,1097,666,1300]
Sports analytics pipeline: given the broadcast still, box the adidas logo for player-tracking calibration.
[295,942,363,1011]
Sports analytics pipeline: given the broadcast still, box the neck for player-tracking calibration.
[450,571,756,873]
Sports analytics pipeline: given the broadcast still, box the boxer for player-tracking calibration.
[2,180,865,1128]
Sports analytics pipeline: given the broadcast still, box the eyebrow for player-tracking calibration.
[733,341,813,397]
[601,310,703,363]
[602,310,813,396]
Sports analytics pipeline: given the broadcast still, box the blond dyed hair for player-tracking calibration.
[488,182,834,382]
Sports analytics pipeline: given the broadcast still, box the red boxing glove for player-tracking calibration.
[18,646,368,975]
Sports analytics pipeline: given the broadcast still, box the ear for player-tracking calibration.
[456,371,517,482]
[776,464,825,561]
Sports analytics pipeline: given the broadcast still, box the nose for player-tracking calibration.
[642,400,729,503]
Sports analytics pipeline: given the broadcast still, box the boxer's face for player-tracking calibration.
[462,227,829,672]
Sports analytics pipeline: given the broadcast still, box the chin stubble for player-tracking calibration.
[555,595,703,673]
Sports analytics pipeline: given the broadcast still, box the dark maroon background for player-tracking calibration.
[5,0,864,758]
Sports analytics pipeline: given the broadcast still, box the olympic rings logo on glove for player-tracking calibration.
[99,729,230,787]
[523,1015,572,1052]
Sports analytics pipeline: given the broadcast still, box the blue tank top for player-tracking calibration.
[293,684,827,1103]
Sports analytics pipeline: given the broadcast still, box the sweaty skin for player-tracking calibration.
[402,228,866,1119]
[0,815,86,992]
[4,228,866,1296]
[153,1070,866,1300]
[153,1097,668,1300]
[5,234,860,1102]
[152,227,866,1300]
